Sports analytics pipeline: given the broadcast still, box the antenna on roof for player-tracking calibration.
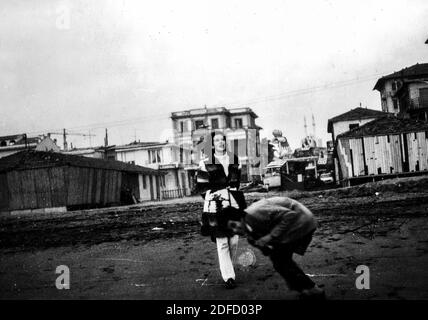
[304,116,308,137]
[312,114,316,137]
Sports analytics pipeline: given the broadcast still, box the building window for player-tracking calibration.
[375,136,379,144]
[149,149,161,163]
[127,161,135,165]
[256,136,260,157]
[381,100,387,112]
[393,99,399,110]
[420,88,428,108]
[179,146,184,163]
[195,120,205,130]
[234,118,243,129]
[211,118,219,129]
[180,121,185,133]
[142,175,146,189]
[349,123,359,130]
[391,81,397,91]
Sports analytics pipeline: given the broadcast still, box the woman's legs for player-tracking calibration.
[216,236,239,282]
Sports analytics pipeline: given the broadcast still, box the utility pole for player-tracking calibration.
[304,116,308,137]
[48,130,95,151]
[104,128,109,147]
[63,128,67,151]
[312,114,316,137]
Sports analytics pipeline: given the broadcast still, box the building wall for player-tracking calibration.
[337,131,428,180]
[35,137,60,152]
[380,80,396,114]
[0,164,164,212]
[408,83,428,109]
[115,145,192,196]
[1,166,122,211]
[380,80,428,114]
[407,131,428,171]
[138,174,152,201]
[332,118,377,141]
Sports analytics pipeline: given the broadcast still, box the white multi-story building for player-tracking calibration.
[108,141,192,199]
[171,107,262,182]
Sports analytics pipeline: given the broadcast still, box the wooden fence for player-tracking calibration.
[161,188,188,200]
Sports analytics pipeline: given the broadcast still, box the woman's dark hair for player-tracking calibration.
[211,130,226,141]
[204,130,227,164]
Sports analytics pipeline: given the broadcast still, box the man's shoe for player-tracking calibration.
[225,278,236,289]
[299,285,326,300]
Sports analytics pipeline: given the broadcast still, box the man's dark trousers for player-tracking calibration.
[268,232,315,292]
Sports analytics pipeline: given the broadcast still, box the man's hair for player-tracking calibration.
[217,206,246,228]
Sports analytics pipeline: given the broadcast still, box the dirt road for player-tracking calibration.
[1,179,428,299]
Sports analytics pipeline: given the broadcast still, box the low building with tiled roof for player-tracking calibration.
[373,63,428,119]
[327,107,390,142]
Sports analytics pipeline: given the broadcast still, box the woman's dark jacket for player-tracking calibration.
[197,153,247,239]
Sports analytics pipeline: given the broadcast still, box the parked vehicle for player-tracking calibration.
[262,161,284,189]
[320,172,334,184]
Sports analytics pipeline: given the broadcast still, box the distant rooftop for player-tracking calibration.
[171,107,258,119]
[337,116,428,139]
[113,141,168,151]
[327,107,390,132]
[373,63,428,91]
[0,150,163,175]
[0,133,41,146]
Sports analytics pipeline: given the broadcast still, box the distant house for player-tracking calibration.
[374,63,428,120]
[107,141,193,199]
[336,117,428,186]
[327,107,391,183]
[0,150,164,214]
[61,147,105,159]
[327,107,390,142]
[0,133,59,159]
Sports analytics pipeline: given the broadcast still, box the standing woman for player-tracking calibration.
[197,131,246,289]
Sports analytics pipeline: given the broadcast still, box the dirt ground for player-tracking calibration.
[1,176,428,300]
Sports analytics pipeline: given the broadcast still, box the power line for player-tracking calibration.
[26,114,170,135]
[23,72,384,136]
[213,72,384,108]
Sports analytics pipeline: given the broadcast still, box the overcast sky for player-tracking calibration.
[1,0,427,150]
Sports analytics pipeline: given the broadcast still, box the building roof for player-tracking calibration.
[171,107,258,119]
[0,150,163,175]
[373,63,428,91]
[337,116,428,139]
[112,141,174,152]
[0,133,40,145]
[327,107,390,132]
